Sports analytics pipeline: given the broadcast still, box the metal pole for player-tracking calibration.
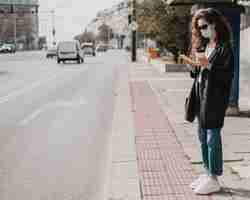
[39,10,55,47]
[13,13,17,47]
[225,8,241,115]
[131,0,137,62]
[51,9,56,46]
[11,5,17,47]
[108,26,110,45]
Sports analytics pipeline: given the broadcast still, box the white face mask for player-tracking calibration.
[198,19,215,40]
[200,28,213,39]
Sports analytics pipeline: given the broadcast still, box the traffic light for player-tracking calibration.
[52,29,56,36]
[128,14,132,24]
[10,5,14,13]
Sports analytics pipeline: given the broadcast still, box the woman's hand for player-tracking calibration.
[197,56,209,68]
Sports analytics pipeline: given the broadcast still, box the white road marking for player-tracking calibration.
[0,67,89,104]
[18,98,88,126]
[0,74,59,104]
[19,104,50,126]
[52,98,88,108]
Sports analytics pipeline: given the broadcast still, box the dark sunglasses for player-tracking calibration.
[198,24,208,30]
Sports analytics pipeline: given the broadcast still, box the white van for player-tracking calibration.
[81,42,96,56]
[57,41,84,64]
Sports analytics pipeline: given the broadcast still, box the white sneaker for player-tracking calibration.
[189,174,208,190]
[194,176,221,195]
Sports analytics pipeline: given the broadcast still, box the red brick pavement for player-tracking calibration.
[130,81,212,200]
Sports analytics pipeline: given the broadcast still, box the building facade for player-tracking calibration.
[239,1,250,65]
[86,0,130,48]
[0,0,39,50]
[240,0,250,29]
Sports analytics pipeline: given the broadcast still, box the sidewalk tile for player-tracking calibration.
[138,160,166,172]
[130,80,212,200]
[137,149,162,160]
[143,196,177,200]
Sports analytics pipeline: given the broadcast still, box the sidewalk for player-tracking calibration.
[130,80,210,200]
[129,55,250,199]
[106,53,250,200]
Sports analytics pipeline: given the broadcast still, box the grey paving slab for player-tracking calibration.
[223,118,250,134]
[226,144,250,154]
[110,162,140,181]
[189,148,244,164]
[231,166,250,179]
[241,154,250,163]
[210,192,233,200]
[221,179,250,200]
[220,173,241,187]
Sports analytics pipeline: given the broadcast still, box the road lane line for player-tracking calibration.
[19,104,50,126]
[18,98,88,126]
[0,74,59,104]
[0,67,89,104]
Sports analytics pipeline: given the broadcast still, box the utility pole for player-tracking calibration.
[131,0,137,62]
[10,5,17,46]
[40,9,56,46]
[51,9,56,46]
[13,13,17,47]
[108,27,110,45]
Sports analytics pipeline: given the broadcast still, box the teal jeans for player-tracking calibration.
[198,121,223,176]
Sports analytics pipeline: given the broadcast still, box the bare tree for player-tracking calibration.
[97,24,113,43]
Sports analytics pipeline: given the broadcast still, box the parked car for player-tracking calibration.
[96,44,108,52]
[46,47,57,58]
[0,43,16,53]
[57,41,84,64]
[81,42,96,56]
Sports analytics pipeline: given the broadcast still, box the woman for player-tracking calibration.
[188,8,234,195]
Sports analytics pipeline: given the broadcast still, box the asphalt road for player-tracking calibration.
[0,50,126,200]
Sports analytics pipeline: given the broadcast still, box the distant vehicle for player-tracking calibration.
[81,42,94,48]
[42,44,48,50]
[46,47,57,58]
[0,43,16,53]
[108,45,115,49]
[57,41,84,64]
[125,46,131,51]
[96,44,108,52]
[81,42,96,56]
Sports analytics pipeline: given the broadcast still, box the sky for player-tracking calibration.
[39,0,122,45]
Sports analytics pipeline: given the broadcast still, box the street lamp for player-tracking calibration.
[39,9,56,46]
[51,9,56,46]
[128,0,137,62]
[131,0,137,62]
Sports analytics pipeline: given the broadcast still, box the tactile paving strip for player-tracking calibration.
[130,82,212,200]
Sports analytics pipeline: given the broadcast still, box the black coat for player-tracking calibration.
[191,42,234,129]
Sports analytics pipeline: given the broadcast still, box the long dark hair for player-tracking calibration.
[191,8,232,51]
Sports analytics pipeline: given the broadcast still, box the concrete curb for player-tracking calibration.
[105,65,141,200]
[140,54,189,73]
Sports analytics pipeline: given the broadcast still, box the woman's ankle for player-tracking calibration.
[209,174,218,180]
